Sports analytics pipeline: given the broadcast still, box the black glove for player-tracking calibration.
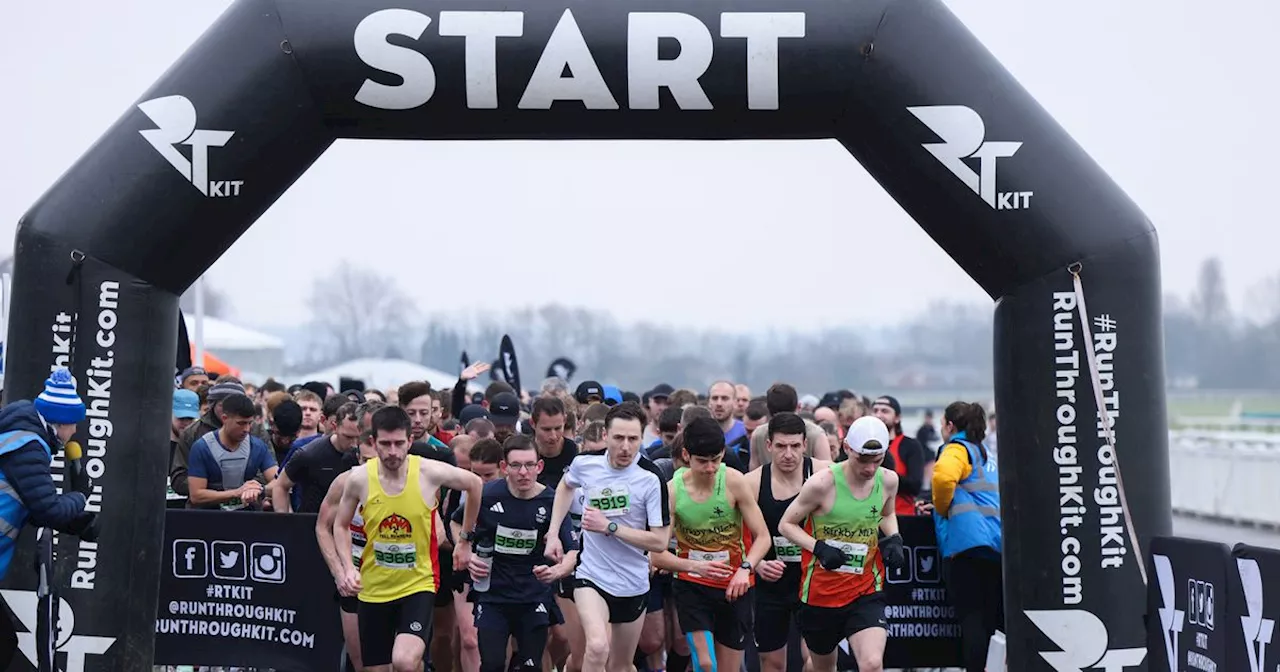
[70,463,92,497]
[880,533,907,571]
[78,516,101,543]
[813,540,849,571]
[64,512,99,542]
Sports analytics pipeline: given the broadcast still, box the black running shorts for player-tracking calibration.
[797,592,887,656]
[573,578,647,624]
[671,580,754,651]
[357,591,435,666]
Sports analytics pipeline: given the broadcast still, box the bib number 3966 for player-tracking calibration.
[586,485,631,518]
[373,542,417,569]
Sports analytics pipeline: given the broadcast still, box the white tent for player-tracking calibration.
[294,358,461,392]
[184,315,285,378]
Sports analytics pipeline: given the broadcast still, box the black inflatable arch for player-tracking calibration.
[4,0,1170,669]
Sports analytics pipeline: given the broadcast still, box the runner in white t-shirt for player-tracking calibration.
[547,402,670,672]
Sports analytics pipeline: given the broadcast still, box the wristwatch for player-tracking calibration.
[460,530,476,543]
[740,561,753,573]
[606,522,618,536]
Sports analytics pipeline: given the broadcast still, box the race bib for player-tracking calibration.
[829,541,868,574]
[351,537,366,568]
[220,497,245,511]
[773,535,802,563]
[585,485,631,518]
[372,541,418,569]
[687,549,731,578]
[495,525,539,555]
[688,549,731,564]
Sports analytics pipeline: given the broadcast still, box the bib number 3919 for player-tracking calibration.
[586,485,631,518]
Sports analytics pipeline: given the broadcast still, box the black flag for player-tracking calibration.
[546,357,577,383]
[175,309,192,377]
[459,350,470,376]
[499,334,521,394]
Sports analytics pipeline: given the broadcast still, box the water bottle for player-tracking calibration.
[472,543,494,592]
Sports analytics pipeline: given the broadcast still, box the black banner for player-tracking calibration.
[499,334,521,394]
[153,509,343,671]
[1,243,178,672]
[459,350,470,376]
[1226,544,1280,672]
[1147,536,1230,672]
[546,357,577,383]
[996,235,1168,668]
[883,515,962,668]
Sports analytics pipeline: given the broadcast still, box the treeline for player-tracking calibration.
[285,259,1280,392]
[1163,258,1280,389]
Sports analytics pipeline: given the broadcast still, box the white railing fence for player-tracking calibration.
[1168,427,1280,527]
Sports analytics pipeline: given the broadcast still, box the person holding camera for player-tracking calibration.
[0,367,99,667]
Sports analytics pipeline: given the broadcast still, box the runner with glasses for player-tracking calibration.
[462,435,579,672]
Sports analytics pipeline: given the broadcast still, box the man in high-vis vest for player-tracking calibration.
[0,367,99,667]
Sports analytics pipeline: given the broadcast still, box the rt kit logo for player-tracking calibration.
[908,105,1033,211]
[138,95,243,198]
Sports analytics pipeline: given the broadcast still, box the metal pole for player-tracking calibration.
[193,275,205,368]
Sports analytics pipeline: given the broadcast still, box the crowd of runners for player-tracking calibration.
[162,362,1004,672]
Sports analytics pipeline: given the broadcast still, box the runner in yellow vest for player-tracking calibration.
[316,399,384,671]
[334,406,484,672]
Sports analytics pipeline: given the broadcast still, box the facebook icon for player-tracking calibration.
[173,539,208,579]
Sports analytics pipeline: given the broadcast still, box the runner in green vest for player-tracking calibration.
[651,417,771,672]
[779,417,907,672]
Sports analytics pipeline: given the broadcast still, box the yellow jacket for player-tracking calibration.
[931,442,973,516]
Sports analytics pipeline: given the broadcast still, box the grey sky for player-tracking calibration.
[2,1,1275,334]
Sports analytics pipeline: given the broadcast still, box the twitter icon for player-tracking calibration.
[212,541,247,581]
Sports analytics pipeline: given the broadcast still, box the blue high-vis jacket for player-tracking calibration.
[933,436,1001,559]
[0,400,90,579]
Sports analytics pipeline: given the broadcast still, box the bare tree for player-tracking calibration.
[306,261,417,362]
[1245,273,1280,326]
[1190,257,1232,327]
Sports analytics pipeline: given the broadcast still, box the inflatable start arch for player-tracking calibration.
[3,0,1171,669]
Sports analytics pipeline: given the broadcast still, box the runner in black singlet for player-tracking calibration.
[743,412,829,672]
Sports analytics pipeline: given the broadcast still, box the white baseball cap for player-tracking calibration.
[845,416,891,455]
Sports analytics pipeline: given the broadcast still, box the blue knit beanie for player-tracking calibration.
[34,367,87,425]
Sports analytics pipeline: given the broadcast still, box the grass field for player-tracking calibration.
[1166,392,1280,418]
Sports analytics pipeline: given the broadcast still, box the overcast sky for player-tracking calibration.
[1,1,1275,334]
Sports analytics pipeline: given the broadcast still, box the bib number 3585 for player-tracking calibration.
[586,485,631,517]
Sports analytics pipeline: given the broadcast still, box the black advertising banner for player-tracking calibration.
[153,509,342,671]
[995,236,1168,668]
[1,245,178,672]
[499,334,521,394]
[1147,537,1230,672]
[1226,544,1280,672]
[546,357,577,383]
[883,516,962,668]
